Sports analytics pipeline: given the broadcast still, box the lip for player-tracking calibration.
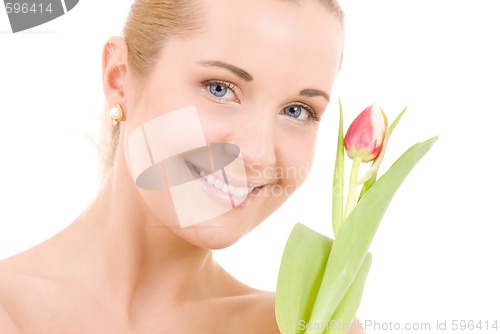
[186,161,261,208]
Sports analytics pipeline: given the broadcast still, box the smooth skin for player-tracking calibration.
[0,0,364,333]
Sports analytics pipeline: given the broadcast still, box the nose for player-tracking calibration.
[229,110,277,170]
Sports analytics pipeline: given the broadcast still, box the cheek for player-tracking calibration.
[139,189,179,226]
[279,132,317,189]
[124,106,252,229]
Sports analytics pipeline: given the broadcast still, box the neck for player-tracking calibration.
[58,160,219,316]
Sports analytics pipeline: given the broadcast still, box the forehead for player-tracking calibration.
[158,0,343,91]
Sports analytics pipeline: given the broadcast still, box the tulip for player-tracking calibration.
[343,104,388,221]
[275,97,437,333]
[345,104,387,163]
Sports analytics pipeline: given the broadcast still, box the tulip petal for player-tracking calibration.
[359,106,407,200]
[357,107,389,185]
[345,104,386,163]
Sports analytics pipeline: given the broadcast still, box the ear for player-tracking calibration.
[102,36,128,109]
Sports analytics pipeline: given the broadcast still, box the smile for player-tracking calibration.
[186,161,258,208]
[197,168,253,198]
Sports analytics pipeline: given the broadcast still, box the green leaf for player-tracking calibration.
[332,99,345,237]
[389,106,407,135]
[358,173,376,201]
[359,106,408,200]
[276,225,372,334]
[325,253,372,334]
[306,136,438,332]
[276,223,335,334]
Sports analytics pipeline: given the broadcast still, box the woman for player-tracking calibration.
[0,0,362,332]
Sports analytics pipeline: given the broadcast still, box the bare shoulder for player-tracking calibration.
[208,280,278,334]
[347,317,366,334]
[0,263,21,334]
[225,288,364,334]
[0,301,20,334]
[251,290,280,334]
[0,254,67,334]
[227,290,280,334]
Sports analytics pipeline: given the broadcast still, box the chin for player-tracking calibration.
[194,222,252,250]
[173,211,261,250]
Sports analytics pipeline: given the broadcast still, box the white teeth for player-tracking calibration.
[198,169,253,198]
[214,178,224,190]
[233,186,251,198]
[206,174,216,185]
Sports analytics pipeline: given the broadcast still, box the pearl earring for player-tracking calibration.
[109,104,124,126]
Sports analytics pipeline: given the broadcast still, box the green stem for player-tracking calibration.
[344,157,362,222]
[332,99,345,237]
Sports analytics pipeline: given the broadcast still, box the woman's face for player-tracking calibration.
[120,0,343,249]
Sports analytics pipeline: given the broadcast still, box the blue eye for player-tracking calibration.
[284,105,310,121]
[203,80,238,103]
[209,84,228,98]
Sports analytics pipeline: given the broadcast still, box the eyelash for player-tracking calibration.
[201,80,240,103]
[284,102,321,124]
[201,80,320,124]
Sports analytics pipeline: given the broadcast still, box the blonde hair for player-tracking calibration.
[99,0,344,181]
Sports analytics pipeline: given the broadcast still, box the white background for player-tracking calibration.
[1,1,499,332]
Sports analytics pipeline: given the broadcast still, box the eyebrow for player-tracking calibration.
[197,60,254,81]
[197,60,329,101]
[299,89,330,102]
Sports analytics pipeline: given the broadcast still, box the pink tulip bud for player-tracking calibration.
[345,104,388,163]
